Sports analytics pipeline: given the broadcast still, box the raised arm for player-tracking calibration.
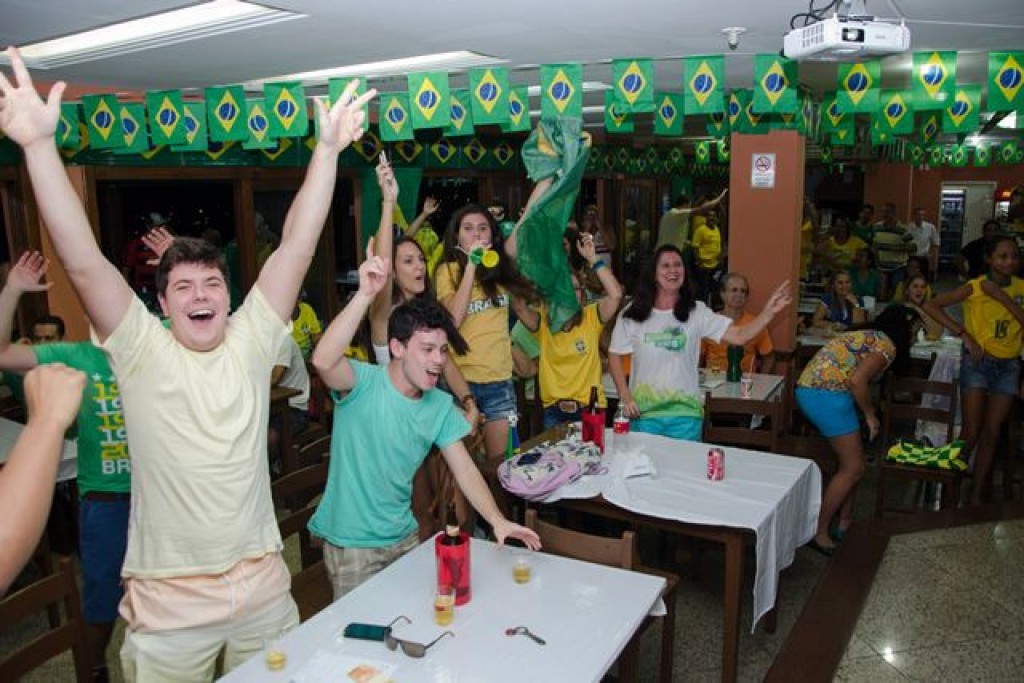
[693,188,728,213]
[0,252,50,373]
[721,280,792,346]
[0,48,133,340]
[311,242,388,392]
[0,363,84,594]
[406,196,438,237]
[577,233,623,322]
[369,158,398,347]
[256,81,376,320]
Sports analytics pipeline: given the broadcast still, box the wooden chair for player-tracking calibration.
[271,460,332,621]
[0,556,92,683]
[775,358,838,479]
[525,509,678,683]
[702,391,784,452]
[875,376,961,517]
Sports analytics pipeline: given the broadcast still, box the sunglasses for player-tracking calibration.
[385,628,454,658]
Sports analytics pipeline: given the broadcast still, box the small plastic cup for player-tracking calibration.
[740,374,753,399]
[512,549,532,584]
[263,634,287,671]
[434,584,456,626]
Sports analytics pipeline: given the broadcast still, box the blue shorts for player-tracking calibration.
[795,387,860,438]
[542,405,582,429]
[79,495,130,623]
[959,351,1021,396]
[468,379,517,422]
[632,416,703,441]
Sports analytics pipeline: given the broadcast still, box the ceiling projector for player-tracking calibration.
[783,16,910,61]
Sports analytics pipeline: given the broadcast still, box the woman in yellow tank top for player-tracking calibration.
[924,235,1024,504]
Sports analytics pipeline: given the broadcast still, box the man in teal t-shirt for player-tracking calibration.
[308,255,540,599]
[0,252,129,682]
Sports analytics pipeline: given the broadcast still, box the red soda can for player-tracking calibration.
[707,447,725,480]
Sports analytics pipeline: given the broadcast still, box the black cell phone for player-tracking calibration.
[516,450,543,466]
[343,622,390,641]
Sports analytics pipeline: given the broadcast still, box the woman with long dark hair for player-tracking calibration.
[608,244,791,441]
[797,305,922,554]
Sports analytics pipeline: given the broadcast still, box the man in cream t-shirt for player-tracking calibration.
[0,47,375,681]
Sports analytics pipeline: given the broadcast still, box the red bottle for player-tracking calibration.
[581,385,606,453]
[435,504,471,605]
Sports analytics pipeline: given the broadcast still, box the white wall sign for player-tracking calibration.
[750,153,776,189]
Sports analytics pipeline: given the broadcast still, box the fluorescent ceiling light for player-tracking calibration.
[526,82,611,96]
[997,112,1017,129]
[245,52,506,87]
[1,0,303,69]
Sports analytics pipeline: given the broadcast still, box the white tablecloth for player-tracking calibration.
[220,539,664,683]
[0,416,78,483]
[542,431,821,630]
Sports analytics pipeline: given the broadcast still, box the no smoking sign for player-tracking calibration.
[750,153,776,189]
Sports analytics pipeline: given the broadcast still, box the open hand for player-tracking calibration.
[314,79,377,154]
[8,251,52,294]
[576,232,597,263]
[422,196,439,216]
[492,519,542,551]
[0,47,65,149]
[142,227,175,265]
[764,280,793,316]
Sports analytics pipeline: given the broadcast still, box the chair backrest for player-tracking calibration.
[0,556,91,683]
[272,459,329,571]
[283,429,331,479]
[702,391,784,452]
[524,509,636,570]
[881,375,958,447]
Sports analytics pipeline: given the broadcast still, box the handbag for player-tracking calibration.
[885,439,967,471]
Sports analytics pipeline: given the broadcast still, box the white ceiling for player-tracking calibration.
[2,0,1023,127]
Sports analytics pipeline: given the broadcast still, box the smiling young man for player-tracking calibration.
[0,47,375,680]
[309,244,540,598]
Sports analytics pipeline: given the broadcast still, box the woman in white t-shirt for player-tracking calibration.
[608,245,791,441]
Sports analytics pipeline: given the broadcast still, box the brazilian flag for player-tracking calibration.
[694,141,710,165]
[81,94,123,149]
[908,144,925,168]
[517,118,592,331]
[205,85,247,142]
[540,63,583,119]
[912,51,957,110]
[500,86,532,133]
[942,85,981,134]
[877,91,913,135]
[115,103,149,154]
[408,71,451,129]
[171,102,207,152]
[974,144,991,167]
[145,90,187,145]
[988,52,1024,112]
[468,67,509,125]
[927,145,946,167]
[612,58,655,113]
[948,145,969,167]
[56,103,81,148]
[836,61,879,113]
[918,112,940,145]
[378,94,414,143]
[604,91,633,133]
[998,140,1019,165]
[264,82,309,138]
[752,54,798,114]
[242,99,276,150]
[653,93,683,136]
[684,55,725,114]
[446,89,475,137]
[716,138,730,163]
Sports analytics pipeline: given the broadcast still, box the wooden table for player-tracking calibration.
[701,372,785,402]
[527,426,821,683]
[220,538,665,682]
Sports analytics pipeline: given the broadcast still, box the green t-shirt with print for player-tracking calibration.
[33,342,130,495]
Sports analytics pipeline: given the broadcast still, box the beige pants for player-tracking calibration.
[323,532,419,600]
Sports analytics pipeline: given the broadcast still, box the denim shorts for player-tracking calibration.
[468,379,518,422]
[542,405,582,429]
[795,387,860,438]
[79,495,130,623]
[632,416,703,441]
[960,350,1021,396]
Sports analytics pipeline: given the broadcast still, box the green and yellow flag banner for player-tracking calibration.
[243,99,276,150]
[603,91,633,133]
[171,102,207,152]
[877,90,913,134]
[998,140,1020,165]
[463,138,487,166]
[468,67,509,125]
[82,94,123,149]
[428,138,460,167]
[706,111,729,137]
[820,93,853,134]
[694,140,710,165]
[653,92,683,136]
[500,86,532,133]
[907,143,925,167]
[919,112,940,145]
[912,51,957,110]
[378,93,414,142]
[540,63,582,119]
[446,89,475,137]
[753,55,799,113]
[352,131,382,164]
[264,82,308,137]
[392,139,423,164]
[684,55,724,114]
[116,103,149,154]
[836,61,879,113]
[974,143,991,167]
[727,90,745,131]
[830,128,855,147]
[948,144,969,168]
[57,103,81,148]
[612,58,655,113]
[987,52,1023,111]
[928,145,945,167]
[145,90,186,145]
[716,138,730,163]
[942,84,981,134]
[871,118,891,146]
[408,71,451,129]
[328,78,370,133]
[206,85,247,142]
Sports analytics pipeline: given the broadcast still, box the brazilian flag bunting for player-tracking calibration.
[836,61,880,113]
[500,86,532,133]
[171,102,207,152]
[116,103,149,153]
[821,93,853,133]
[684,55,725,114]
[987,52,1024,111]
[942,85,981,134]
[446,89,475,137]
[948,144,969,167]
[974,143,991,167]
[928,145,946,167]
[998,140,1019,164]
[205,85,248,142]
[912,51,957,110]
[243,99,276,150]
[919,112,940,145]
[540,64,583,119]
[877,90,913,134]
[830,128,855,147]
[81,94,123,149]
[752,55,799,113]
[653,92,683,136]
[706,111,729,137]
[264,82,308,137]
[408,71,451,129]
[612,58,655,113]
[603,91,634,133]
[378,94,414,142]
[694,140,710,165]
[56,103,81,148]
[468,67,509,125]
[328,78,370,133]
[716,138,730,163]
[145,90,187,145]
